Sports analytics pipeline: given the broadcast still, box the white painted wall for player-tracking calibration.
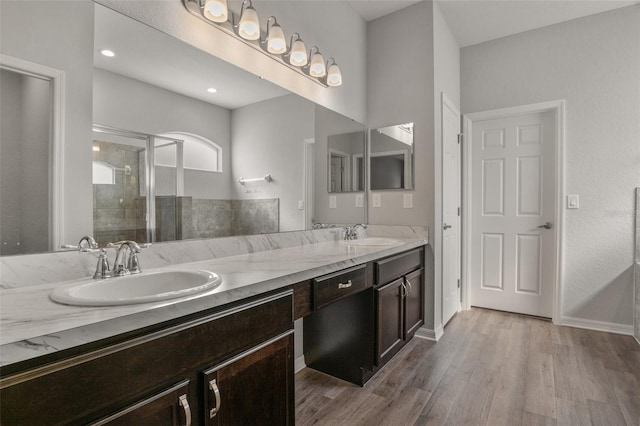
[93,68,232,199]
[314,105,367,225]
[96,0,367,124]
[0,0,94,247]
[231,94,315,232]
[461,5,640,328]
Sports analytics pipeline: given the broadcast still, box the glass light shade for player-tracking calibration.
[267,24,286,54]
[289,40,308,66]
[203,0,228,23]
[327,63,342,87]
[238,6,260,40]
[309,52,326,77]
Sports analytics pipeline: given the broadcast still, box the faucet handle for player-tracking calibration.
[93,249,111,280]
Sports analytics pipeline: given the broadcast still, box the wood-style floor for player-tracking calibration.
[295,308,640,426]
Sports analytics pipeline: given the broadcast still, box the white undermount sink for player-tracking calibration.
[341,237,403,246]
[50,270,222,307]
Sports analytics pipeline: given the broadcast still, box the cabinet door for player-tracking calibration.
[203,334,294,426]
[92,381,192,426]
[404,268,424,338]
[375,278,404,366]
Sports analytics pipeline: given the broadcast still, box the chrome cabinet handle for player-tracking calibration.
[179,394,191,426]
[443,223,452,230]
[401,282,407,298]
[537,222,553,230]
[209,379,221,419]
[404,277,413,296]
[338,280,352,289]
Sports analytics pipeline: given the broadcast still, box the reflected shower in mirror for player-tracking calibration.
[327,131,365,193]
[370,123,414,190]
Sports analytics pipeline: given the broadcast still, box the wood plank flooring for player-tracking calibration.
[295,308,640,426]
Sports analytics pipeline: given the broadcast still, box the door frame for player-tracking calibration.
[461,100,566,324]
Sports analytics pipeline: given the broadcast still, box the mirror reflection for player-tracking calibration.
[370,123,415,190]
[327,131,365,193]
[0,1,367,256]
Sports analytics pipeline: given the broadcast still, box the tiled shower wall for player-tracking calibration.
[93,141,142,246]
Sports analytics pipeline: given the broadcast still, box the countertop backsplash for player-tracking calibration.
[0,225,428,290]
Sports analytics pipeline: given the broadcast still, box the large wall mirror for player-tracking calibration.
[370,123,415,190]
[0,1,366,255]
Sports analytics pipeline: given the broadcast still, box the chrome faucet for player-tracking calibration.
[344,224,368,240]
[109,241,144,277]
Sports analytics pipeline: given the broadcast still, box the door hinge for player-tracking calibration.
[457,279,460,289]
[457,133,463,144]
[457,207,461,216]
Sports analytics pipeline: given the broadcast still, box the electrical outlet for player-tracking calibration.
[567,194,579,209]
[372,193,381,208]
[355,194,364,208]
[403,194,413,209]
[298,200,304,210]
[329,196,337,209]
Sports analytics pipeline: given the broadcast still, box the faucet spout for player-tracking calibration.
[344,224,368,240]
[109,241,143,276]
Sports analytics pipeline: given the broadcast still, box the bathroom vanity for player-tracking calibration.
[0,236,427,425]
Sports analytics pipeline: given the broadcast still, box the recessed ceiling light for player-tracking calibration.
[100,49,116,57]
[207,87,218,93]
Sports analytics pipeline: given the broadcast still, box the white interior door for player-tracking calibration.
[442,94,461,325]
[470,111,556,317]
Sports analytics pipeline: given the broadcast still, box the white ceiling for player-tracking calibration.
[347,0,638,46]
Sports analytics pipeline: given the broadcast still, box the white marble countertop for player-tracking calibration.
[0,238,426,370]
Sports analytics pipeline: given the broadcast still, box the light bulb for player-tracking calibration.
[290,39,307,66]
[327,63,342,87]
[309,52,326,77]
[239,6,260,40]
[100,49,115,57]
[203,0,228,23]
[267,24,286,54]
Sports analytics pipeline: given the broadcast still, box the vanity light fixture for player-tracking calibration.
[325,58,342,87]
[307,47,326,78]
[238,0,260,40]
[203,0,227,23]
[265,16,286,54]
[183,0,341,88]
[286,33,308,67]
[100,49,115,57]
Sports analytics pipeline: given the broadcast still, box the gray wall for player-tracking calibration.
[231,94,315,233]
[635,188,639,342]
[461,5,640,328]
[1,0,95,246]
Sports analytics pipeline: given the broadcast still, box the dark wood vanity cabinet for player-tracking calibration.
[0,292,294,425]
[374,248,425,367]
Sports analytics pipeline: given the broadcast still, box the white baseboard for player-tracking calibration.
[294,355,306,374]
[561,316,634,336]
[415,324,444,342]
[434,324,444,341]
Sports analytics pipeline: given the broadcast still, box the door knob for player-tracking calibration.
[443,223,452,230]
[537,222,552,230]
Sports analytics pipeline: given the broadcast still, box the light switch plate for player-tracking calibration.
[329,196,337,209]
[372,193,381,208]
[403,194,413,209]
[567,194,579,209]
[355,194,364,208]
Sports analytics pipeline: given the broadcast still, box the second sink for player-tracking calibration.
[50,270,222,307]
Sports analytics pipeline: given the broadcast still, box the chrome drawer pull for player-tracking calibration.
[179,394,192,426]
[209,379,221,418]
[338,280,352,289]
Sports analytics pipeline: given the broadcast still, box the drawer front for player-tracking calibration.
[313,265,368,309]
[375,248,424,286]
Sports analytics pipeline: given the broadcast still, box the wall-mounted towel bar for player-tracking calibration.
[239,174,273,185]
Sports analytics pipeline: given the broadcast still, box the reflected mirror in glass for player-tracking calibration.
[327,131,365,193]
[370,123,414,190]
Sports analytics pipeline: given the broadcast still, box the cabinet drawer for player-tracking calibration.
[375,248,423,286]
[313,265,367,309]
